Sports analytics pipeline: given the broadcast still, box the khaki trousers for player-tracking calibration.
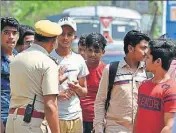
[6,113,47,133]
[59,118,83,133]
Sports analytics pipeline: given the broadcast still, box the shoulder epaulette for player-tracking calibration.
[49,55,60,65]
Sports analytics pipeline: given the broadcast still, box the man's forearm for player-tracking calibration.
[94,66,109,133]
[1,120,5,133]
[133,109,138,133]
[75,86,87,97]
[94,90,106,133]
[45,103,60,133]
[160,126,172,133]
[93,123,104,133]
[161,112,175,133]
[94,106,106,133]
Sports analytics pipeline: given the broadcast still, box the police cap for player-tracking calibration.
[34,20,62,37]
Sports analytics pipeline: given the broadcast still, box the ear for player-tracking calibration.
[155,58,162,66]
[128,45,134,53]
[52,38,57,44]
[102,50,105,54]
[74,35,77,40]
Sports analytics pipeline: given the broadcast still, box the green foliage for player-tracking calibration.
[2,1,98,26]
[148,1,163,38]
[149,1,163,15]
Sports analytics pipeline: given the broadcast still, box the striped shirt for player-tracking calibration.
[94,59,148,133]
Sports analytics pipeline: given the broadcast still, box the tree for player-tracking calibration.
[149,1,163,39]
[1,1,15,17]
[1,1,98,26]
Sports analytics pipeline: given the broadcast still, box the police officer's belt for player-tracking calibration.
[9,108,44,119]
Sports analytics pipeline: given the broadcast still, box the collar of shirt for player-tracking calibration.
[54,49,73,59]
[30,43,49,55]
[1,49,18,62]
[118,58,145,70]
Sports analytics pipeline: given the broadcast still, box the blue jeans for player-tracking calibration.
[83,121,93,133]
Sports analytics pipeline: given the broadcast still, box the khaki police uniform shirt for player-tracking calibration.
[94,59,148,132]
[9,44,59,112]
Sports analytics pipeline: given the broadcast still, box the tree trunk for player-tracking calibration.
[149,2,159,39]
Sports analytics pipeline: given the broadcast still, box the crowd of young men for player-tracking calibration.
[1,16,176,133]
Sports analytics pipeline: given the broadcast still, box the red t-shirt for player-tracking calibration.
[80,62,106,122]
[135,79,176,133]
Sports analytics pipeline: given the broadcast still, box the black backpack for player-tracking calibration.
[104,61,153,112]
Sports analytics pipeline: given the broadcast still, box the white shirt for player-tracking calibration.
[50,50,89,120]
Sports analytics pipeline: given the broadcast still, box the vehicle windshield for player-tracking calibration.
[75,18,139,40]
[112,19,138,41]
[75,19,100,38]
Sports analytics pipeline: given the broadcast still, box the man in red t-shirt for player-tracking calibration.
[133,39,176,133]
[80,32,107,133]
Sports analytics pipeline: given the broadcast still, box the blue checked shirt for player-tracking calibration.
[1,49,17,126]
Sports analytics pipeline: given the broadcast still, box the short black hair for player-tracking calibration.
[78,34,88,46]
[158,34,176,58]
[34,33,57,43]
[17,24,35,46]
[149,39,175,71]
[124,30,150,54]
[1,17,19,31]
[21,24,35,37]
[85,32,107,51]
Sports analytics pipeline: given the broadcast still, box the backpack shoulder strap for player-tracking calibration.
[105,61,119,112]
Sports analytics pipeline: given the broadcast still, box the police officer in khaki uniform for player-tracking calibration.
[6,20,62,133]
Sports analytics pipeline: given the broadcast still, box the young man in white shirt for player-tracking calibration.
[50,17,89,133]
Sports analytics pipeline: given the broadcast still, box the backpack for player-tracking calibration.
[104,61,153,112]
[105,61,119,112]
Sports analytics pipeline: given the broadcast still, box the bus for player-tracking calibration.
[47,6,142,63]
